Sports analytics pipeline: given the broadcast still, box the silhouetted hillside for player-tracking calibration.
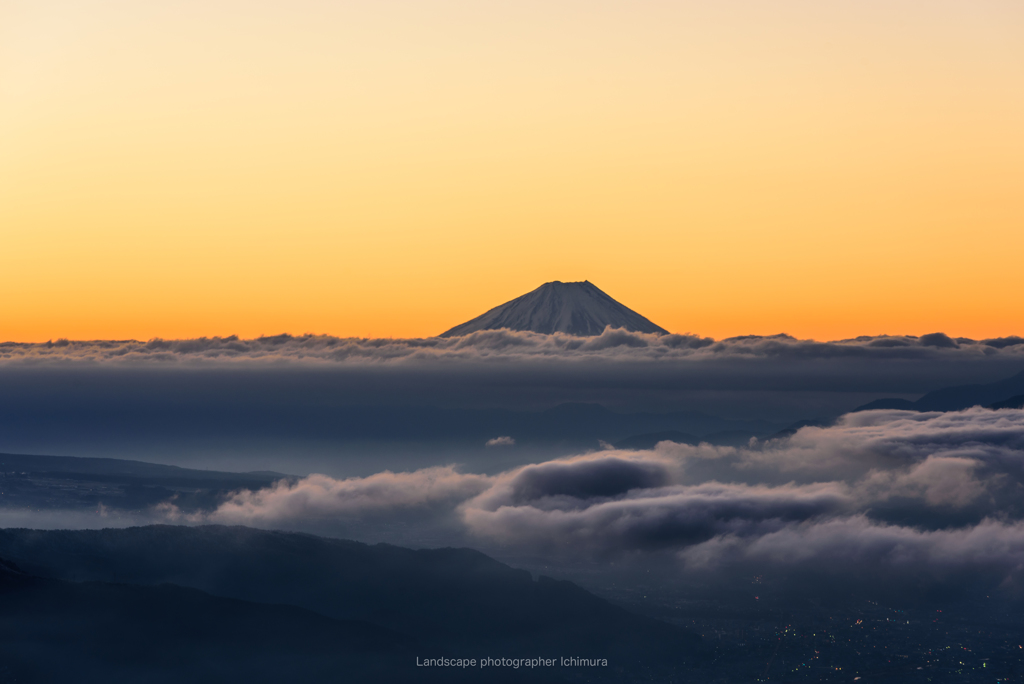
[854,370,1024,413]
[853,398,918,411]
[0,452,284,483]
[0,525,699,680]
[989,394,1024,410]
[0,452,290,514]
[0,555,416,683]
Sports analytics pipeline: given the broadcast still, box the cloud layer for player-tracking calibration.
[3,329,1023,365]
[4,330,1023,466]
[208,467,490,527]
[169,406,1024,598]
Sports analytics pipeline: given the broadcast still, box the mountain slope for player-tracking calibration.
[989,394,1024,410]
[0,525,698,670]
[0,556,411,683]
[441,281,667,337]
[854,370,1024,413]
[0,452,284,483]
[0,451,290,515]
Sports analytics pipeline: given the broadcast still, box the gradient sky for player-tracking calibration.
[2,0,1022,342]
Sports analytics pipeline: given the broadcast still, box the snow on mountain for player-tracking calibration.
[440,281,668,337]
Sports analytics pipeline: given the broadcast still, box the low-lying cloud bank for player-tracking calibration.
[206,467,490,527]
[3,329,1024,365]
[4,331,1023,456]
[160,407,1024,596]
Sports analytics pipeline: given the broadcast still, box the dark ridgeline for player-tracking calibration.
[989,394,1024,410]
[440,281,668,337]
[0,554,409,683]
[0,452,284,482]
[3,527,1023,682]
[0,451,290,515]
[855,369,1024,412]
[0,525,698,683]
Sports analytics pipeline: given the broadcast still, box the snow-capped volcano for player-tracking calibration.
[440,281,667,337]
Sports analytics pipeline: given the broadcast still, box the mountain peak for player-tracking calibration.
[440,281,668,337]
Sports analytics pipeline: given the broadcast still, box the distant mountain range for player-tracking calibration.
[60,402,772,449]
[989,394,1024,410]
[0,452,289,515]
[612,369,1024,448]
[855,369,1024,412]
[441,281,667,337]
[0,404,780,518]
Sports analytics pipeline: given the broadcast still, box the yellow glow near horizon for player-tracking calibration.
[2,1,1023,342]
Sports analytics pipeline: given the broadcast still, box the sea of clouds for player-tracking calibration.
[5,330,1024,598]
[152,406,1024,599]
[4,330,1023,437]
[3,329,1023,365]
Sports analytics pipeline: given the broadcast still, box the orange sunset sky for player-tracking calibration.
[2,1,1022,342]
